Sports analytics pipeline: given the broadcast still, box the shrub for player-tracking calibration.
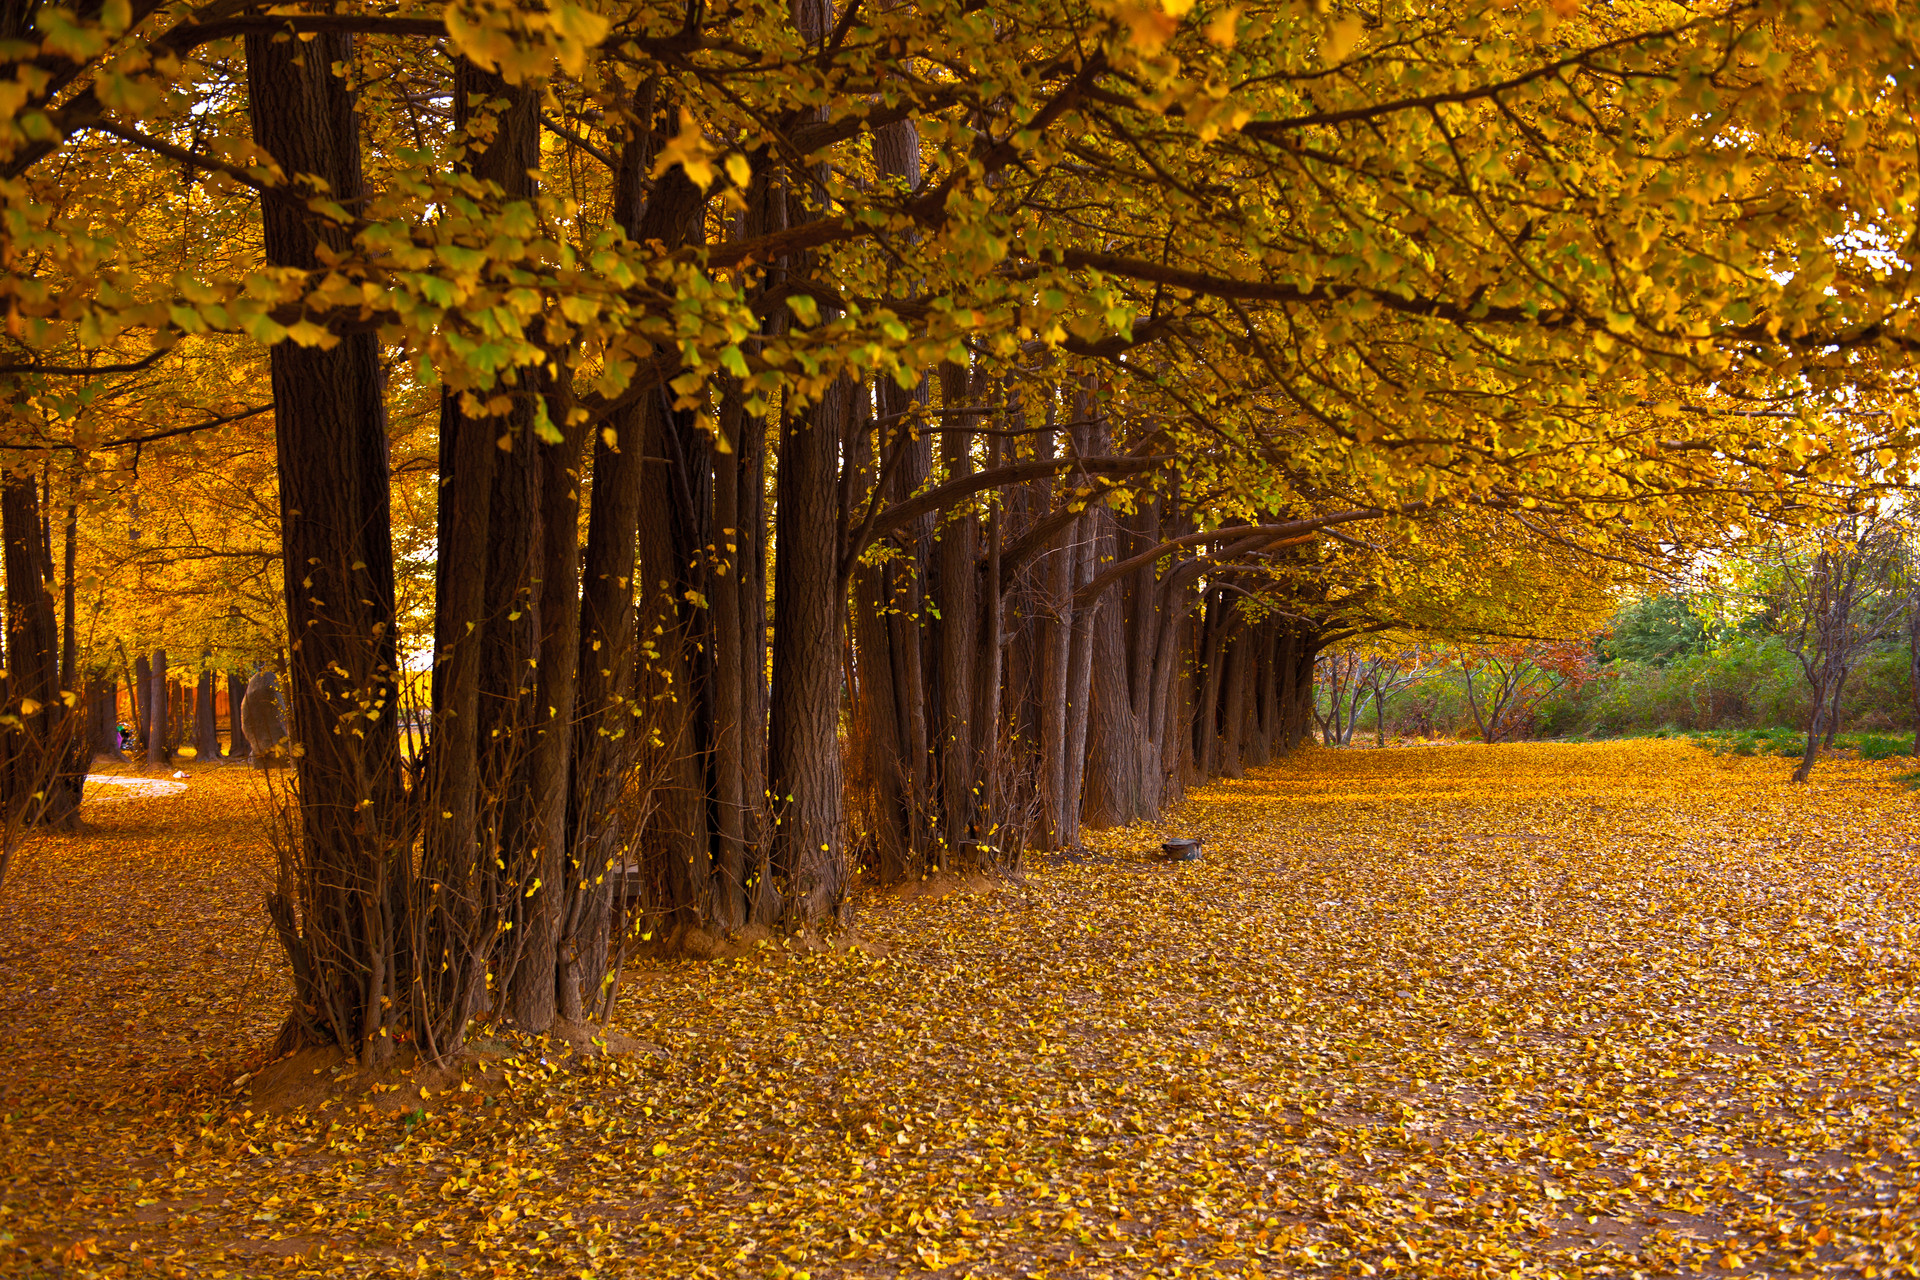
[1856,734,1909,762]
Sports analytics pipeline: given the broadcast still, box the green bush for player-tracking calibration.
[1357,630,1915,745]
[1854,733,1910,761]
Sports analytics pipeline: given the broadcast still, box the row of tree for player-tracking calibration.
[2,0,1916,1060]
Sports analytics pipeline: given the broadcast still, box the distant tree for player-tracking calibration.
[1314,650,1378,746]
[1360,649,1431,747]
[1460,642,1595,744]
[1778,514,1908,782]
[1601,596,1712,667]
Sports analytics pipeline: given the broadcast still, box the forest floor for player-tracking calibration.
[3,742,1917,1279]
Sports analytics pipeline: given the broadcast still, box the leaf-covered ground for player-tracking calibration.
[3,741,1917,1278]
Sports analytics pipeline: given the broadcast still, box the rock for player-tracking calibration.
[241,669,288,769]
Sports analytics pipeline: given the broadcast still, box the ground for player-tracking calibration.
[2,742,1916,1278]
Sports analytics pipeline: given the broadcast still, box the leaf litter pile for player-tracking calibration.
[3,741,1917,1278]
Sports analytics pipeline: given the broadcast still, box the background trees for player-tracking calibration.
[1,0,1917,1043]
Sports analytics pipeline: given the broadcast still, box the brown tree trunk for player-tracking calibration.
[769,381,851,926]
[853,555,910,880]
[167,677,185,752]
[1909,595,1920,759]
[227,671,250,760]
[248,28,404,1060]
[195,666,221,761]
[59,481,76,693]
[131,651,150,756]
[633,387,715,936]
[560,128,710,1015]
[91,673,125,763]
[1244,622,1274,768]
[710,386,752,929]
[505,389,586,1030]
[968,420,1005,869]
[1084,549,1148,829]
[1036,480,1073,848]
[145,650,171,769]
[1058,533,1096,851]
[934,362,978,856]
[1220,625,1250,778]
[1194,595,1229,779]
[1,471,83,828]
[735,390,777,925]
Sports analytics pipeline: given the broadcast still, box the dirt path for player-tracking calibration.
[2,742,1915,1278]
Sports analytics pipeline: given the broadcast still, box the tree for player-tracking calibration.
[1361,648,1431,748]
[1314,650,1375,747]
[1460,642,1595,745]
[1775,513,1908,782]
[4,0,1919,1064]
[1603,597,1714,667]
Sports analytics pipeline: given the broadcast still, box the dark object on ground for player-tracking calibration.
[241,670,288,769]
[1160,838,1203,861]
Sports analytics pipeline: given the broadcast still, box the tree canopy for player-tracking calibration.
[0,0,1915,1054]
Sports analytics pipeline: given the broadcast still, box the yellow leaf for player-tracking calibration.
[652,108,715,190]
[1322,13,1365,64]
[285,320,337,349]
[1204,4,1240,47]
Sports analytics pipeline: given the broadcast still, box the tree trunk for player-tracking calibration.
[853,555,911,880]
[559,130,712,1018]
[769,381,851,927]
[195,667,221,761]
[1823,669,1845,748]
[1194,594,1229,778]
[1220,626,1250,777]
[131,652,150,756]
[1794,679,1829,783]
[167,677,185,752]
[1080,492,1154,831]
[1058,525,1096,851]
[248,28,404,1061]
[1243,623,1273,768]
[1,470,83,828]
[710,385,753,929]
[968,421,1005,869]
[633,385,715,937]
[91,673,125,763]
[1910,594,1920,759]
[145,650,171,768]
[505,385,586,1031]
[227,671,250,760]
[934,362,978,856]
[59,482,76,693]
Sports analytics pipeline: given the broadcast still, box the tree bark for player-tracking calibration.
[934,362,978,856]
[1220,625,1250,777]
[1909,594,1920,759]
[2,470,83,827]
[59,480,76,693]
[195,666,221,761]
[248,28,403,1060]
[131,652,150,757]
[91,673,125,763]
[769,381,851,926]
[227,671,250,760]
[710,385,753,929]
[145,650,171,769]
